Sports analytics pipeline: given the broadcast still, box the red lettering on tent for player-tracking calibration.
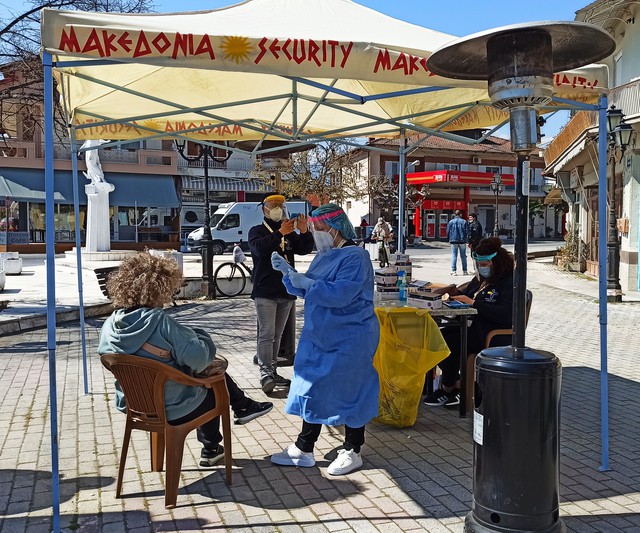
[269,38,281,59]
[308,39,320,67]
[282,39,292,61]
[101,31,118,57]
[133,31,152,58]
[255,37,268,64]
[194,35,215,59]
[117,32,132,53]
[292,39,306,64]
[232,125,243,135]
[59,27,81,53]
[392,53,408,75]
[172,33,190,59]
[152,33,172,54]
[408,53,419,75]
[327,40,338,67]
[374,49,391,73]
[82,29,105,57]
[339,42,352,68]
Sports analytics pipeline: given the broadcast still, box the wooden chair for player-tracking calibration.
[100,354,232,508]
[465,290,533,414]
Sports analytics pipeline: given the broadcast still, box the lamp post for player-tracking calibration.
[174,140,230,299]
[605,106,633,302]
[489,172,504,237]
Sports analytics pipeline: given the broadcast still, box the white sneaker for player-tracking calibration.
[327,449,363,476]
[271,444,315,467]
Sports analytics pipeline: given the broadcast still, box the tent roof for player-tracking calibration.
[40,0,609,144]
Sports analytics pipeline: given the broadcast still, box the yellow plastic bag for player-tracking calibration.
[373,307,450,427]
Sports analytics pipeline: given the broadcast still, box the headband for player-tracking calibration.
[308,209,346,223]
[472,251,497,261]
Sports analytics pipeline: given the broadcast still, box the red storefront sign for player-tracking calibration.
[407,169,515,186]
[421,199,467,210]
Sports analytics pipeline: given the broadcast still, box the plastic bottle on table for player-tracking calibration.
[397,270,407,304]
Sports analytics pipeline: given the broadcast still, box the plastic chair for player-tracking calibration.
[465,290,533,414]
[100,353,232,508]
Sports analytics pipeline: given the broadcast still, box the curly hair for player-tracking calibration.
[107,252,183,309]
[474,237,514,282]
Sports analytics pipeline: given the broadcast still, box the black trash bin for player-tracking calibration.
[465,346,565,533]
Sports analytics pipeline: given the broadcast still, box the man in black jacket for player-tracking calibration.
[467,213,483,252]
[249,195,314,393]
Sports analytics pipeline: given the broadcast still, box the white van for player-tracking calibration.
[186,200,311,254]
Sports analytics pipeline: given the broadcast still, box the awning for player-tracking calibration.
[182,175,268,192]
[0,168,179,207]
[543,188,565,205]
[407,169,515,186]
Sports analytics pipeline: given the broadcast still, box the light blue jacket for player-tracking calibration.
[283,245,380,428]
[98,307,215,421]
[447,216,468,244]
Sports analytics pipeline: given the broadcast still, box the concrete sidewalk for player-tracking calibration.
[0,244,639,531]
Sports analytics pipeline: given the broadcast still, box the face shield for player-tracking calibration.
[472,251,497,279]
[263,198,286,222]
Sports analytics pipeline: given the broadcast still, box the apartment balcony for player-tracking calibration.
[544,78,640,170]
[0,141,178,175]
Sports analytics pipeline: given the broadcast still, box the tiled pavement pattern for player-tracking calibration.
[1,261,640,532]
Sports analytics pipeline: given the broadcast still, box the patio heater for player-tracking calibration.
[428,22,615,533]
[489,173,504,237]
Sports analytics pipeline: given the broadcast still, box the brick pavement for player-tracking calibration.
[0,261,639,532]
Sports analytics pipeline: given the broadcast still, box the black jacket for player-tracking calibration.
[463,272,513,343]
[468,220,483,247]
[248,218,314,299]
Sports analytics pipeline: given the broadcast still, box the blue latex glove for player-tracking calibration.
[271,251,293,274]
[287,271,315,290]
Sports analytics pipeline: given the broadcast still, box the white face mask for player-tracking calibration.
[266,206,283,222]
[313,230,335,252]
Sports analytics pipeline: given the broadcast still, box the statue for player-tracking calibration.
[82,140,114,252]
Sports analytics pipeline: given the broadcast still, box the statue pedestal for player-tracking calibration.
[85,182,114,252]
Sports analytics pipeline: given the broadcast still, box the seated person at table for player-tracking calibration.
[98,252,273,467]
[423,237,514,408]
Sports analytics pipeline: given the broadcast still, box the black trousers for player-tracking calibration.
[438,326,484,388]
[169,374,250,450]
[295,421,366,454]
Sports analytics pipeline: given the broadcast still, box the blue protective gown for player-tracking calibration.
[282,245,380,428]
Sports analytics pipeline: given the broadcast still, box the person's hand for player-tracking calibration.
[452,295,474,305]
[271,251,293,274]
[279,218,295,235]
[296,214,308,233]
[287,271,315,290]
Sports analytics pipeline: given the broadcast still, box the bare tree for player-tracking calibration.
[269,141,368,204]
[368,173,423,219]
[0,0,153,140]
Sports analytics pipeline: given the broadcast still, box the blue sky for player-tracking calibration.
[152,0,590,140]
[153,0,588,37]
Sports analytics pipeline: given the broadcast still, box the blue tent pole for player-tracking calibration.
[398,129,406,253]
[70,130,89,394]
[43,51,61,532]
[597,94,610,472]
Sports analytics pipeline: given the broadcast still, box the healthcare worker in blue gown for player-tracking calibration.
[269,203,380,476]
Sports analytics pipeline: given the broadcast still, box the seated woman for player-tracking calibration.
[98,252,273,467]
[423,237,514,408]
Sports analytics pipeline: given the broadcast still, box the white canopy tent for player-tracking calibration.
[39,1,612,529]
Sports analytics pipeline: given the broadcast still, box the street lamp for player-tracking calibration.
[605,106,633,302]
[174,140,230,298]
[489,172,504,237]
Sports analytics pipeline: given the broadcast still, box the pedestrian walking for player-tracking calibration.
[447,210,469,275]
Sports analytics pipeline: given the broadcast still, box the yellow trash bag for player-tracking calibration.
[373,307,450,428]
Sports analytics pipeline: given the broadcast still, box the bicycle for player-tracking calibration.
[214,244,253,297]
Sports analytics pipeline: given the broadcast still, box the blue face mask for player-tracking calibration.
[478,266,492,278]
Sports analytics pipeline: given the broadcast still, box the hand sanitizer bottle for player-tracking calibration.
[397,270,407,304]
